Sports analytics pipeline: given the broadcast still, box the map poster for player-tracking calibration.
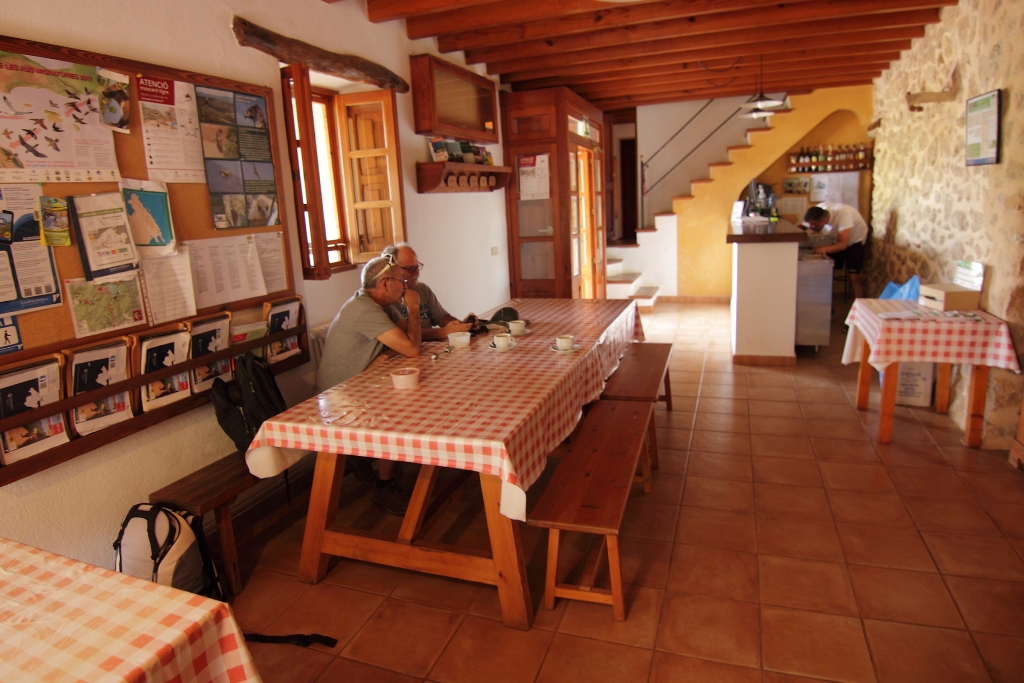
[120,179,176,257]
[0,51,120,184]
[0,184,63,317]
[137,75,205,183]
[196,86,279,229]
[65,271,146,339]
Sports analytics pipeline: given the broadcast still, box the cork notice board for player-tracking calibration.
[0,33,295,366]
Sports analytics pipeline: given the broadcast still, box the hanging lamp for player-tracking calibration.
[741,55,785,118]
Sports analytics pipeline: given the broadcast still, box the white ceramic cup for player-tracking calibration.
[508,320,527,335]
[494,333,512,349]
[448,331,471,348]
[556,334,575,350]
[390,367,420,389]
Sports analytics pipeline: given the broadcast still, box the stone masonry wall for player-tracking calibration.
[870,0,1024,447]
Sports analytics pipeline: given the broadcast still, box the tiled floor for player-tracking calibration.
[233,302,1024,683]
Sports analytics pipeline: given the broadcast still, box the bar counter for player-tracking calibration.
[727,218,808,243]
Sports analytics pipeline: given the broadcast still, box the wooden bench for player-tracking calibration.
[601,342,673,470]
[528,400,653,620]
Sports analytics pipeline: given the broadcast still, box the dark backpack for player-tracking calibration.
[211,351,287,451]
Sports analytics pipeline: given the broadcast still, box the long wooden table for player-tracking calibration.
[249,299,638,629]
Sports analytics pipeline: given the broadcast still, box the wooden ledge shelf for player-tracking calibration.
[416,161,512,193]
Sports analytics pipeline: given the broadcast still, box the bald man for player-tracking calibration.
[381,243,475,340]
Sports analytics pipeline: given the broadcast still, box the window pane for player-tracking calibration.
[520,242,555,280]
[518,198,553,238]
[351,155,391,203]
[346,103,385,151]
[295,146,307,204]
[311,101,342,242]
[354,207,392,254]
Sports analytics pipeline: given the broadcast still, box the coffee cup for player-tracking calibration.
[390,367,420,389]
[556,334,575,350]
[494,333,512,349]
[448,331,471,348]
[508,320,527,335]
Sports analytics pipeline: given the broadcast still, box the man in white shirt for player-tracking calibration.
[802,202,869,298]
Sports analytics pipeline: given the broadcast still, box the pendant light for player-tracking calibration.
[741,55,785,118]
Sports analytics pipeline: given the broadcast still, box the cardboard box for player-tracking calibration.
[919,283,981,311]
[881,362,935,407]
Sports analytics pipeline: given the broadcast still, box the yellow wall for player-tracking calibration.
[673,85,874,297]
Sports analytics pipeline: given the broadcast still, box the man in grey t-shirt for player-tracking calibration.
[315,255,421,514]
[382,243,474,340]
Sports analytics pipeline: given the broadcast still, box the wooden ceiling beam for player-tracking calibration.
[468,4,941,65]
[589,77,876,110]
[485,16,932,75]
[512,48,904,90]
[367,0,494,23]
[434,0,819,52]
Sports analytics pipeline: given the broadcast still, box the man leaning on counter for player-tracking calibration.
[800,202,869,299]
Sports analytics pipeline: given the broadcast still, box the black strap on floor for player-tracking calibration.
[243,632,338,648]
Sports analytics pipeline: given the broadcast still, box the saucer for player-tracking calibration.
[489,340,517,351]
[510,328,531,336]
[550,343,580,353]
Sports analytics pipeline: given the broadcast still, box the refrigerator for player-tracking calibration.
[796,253,833,348]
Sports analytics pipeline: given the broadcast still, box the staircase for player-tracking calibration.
[606,213,678,311]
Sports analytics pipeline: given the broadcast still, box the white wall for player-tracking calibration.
[0,0,510,567]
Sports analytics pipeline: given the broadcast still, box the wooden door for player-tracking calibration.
[507,145,559,298]
[577,148,596,299]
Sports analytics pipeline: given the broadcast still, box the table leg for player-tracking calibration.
[935,363,952,414]
[878,363,899,444]
[856,339,872,410]
[298,452,347,583]
[964,365,989,448]
[397,465,438,544]
[479,473,533,630]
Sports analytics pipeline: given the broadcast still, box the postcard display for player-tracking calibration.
[0,34,298,482]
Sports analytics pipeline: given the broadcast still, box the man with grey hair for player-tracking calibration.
[315,254,421,514]
[382,243,475,340]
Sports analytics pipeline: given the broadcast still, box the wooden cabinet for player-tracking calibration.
[502,88,606,300]
[410,54,498,144]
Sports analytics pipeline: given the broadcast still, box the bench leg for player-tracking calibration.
[606,534,625,621]
[298,452,347,583]
[662,369,673,411]
[214,502,242,597]
[647,413,659,471]
[638,431,652,494]
[544,528,559,611]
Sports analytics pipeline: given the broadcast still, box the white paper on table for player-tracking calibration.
[70,342,133,435]
[189,316,232,393]
[120,179,177,257]
[254,231,288,294]
[139,79,207,183]
[185,234,267,309]
[0,360,69,464]
[140,249,197,325]
[140,331,191,412]
[10,241,58,299]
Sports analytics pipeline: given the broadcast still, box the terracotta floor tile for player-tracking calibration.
[865,620,991,683]
[698,397,749,415]
[763,673,846,683]
[342,599,462,677]
[231,567,309,632]
[756,514,845,562]
[753,457,823,487]
[819,462,896,494]
[703,371,747,386]
[682,476,754,513]
[535,633,653,683]
[847,565,964,628]
[960,472,1024,505]
[941,447,1018,474]
[687,451,753,481]
[702,384,749,399]
[945,575,1024,636]
[666,543,758,602]
[655,449,688,475]
[676,506,757,552]
[637,471,685,506]
[749,416,808,437]
[747,373,794,387]
[390,573,483,612]
[694,411,750,433]
[253,518,306,575]
[655,427,692,450]
[428,615,553,683]
[620,500,680,541]
[836,522,936,572]
[266,582,385,654]
[875,443,950,469]
[755,483,832,518]
[655,409,696,430]
[321,558,408,595]
[246,641,334,683]
[316,657,421,683]
[973,633,1024,683]
[928,424,971,446]
[864,419,935,444]
[811,439,879,463]
[761,606,875,683]
[673,383,702,397]
[796,387,851,404]
[751,435,815,459]
[801,402,861,421]
[921,532,1024,580]
[806,419,870,441]
[746,386,799,402]
[649,652,761,683]
[674,370,704,384]
[759,555,858,616]
[691,430,752,455]
[902,496,1001,536]
[887,467,972,499]
[749,400,804,418]
[558,585,664,648]
[614,536,673,589]
[656,591,761,668]
[469,587,567,632]
[827,491,914,527]
[983,502,1024,538]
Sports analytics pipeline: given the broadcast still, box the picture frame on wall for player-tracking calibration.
[966,89,1000,166]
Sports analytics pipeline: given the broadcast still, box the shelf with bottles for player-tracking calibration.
[787,143,872,174]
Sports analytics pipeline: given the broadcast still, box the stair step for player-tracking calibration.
[607,239,639,248]
[746,127,775,135]
[607,257,623,265]
[607,272,641,284]
[636,226,656,233]
[673,195,695,202]
[630,286,659,299]
[690,178,714,184]
[727,144,753,152]
[708,162,733,168]
[654,212,675,217]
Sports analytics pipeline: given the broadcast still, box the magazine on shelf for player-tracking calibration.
[0,359,69,465]
[230,321,267,358]
[69,340,133,435]
[263,297,300,363]
[139,330,191,412]
[68,192,140,280]
[189,315,232,392]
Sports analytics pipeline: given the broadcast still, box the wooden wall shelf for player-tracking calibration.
[416,162,512,194]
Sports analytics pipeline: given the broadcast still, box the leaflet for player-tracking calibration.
[69,192,140,280]
[0,185,62,316]
[254,231,287,294]
[0,360,68,465]
[266,298,300,363]
[184,234,267,309]
[70,341,132,436]
[139,249,196,326]
[140,331,191,412]
[189,316,231,393]
[137,76,206,183]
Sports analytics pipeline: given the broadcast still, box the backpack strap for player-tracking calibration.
[243,633,338,648]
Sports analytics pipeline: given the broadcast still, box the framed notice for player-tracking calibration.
[966,90,1000,166]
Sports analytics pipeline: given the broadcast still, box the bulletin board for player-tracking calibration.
[0,33,295,367]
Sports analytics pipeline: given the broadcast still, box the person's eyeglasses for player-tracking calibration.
[401,262,425,273]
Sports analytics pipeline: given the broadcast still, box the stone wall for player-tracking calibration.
[870,0,1024,447]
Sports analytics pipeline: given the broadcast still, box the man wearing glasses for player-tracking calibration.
[382,243,475,339]
[315,254,421,514]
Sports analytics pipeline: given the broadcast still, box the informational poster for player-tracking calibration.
[809,171,860,211]
[137,75,206,183]
[65,272,146,338]
[189,316,231,393]
[253,231,287,294]
[0,51,120,184]
[96,68,130,134]
[140,331,190,413]
[966,90,1000,166]
[70,341,132,436]
[0,360,68,465]
[120,179,176,257]
[69,192,140,280]
[184,234,267,309]
[266,298,300,363]
[139,249,196,325]
[0,184,62,317]
[518,154,550,200]
[195,86,279,229]
[0,316,22,356]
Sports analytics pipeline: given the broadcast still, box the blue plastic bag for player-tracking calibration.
[879,275,920,301]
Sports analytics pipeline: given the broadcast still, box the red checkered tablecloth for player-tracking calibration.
[842,299,1021,372]
[250,299,637,515]
[0,538,261,683]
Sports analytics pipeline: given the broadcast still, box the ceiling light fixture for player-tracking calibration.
[741,55,785,118]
